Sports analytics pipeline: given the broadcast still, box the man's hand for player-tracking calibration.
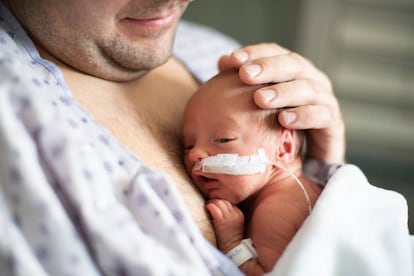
[218,43,345,164]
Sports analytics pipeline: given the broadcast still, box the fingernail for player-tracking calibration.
[234,50,248,63]
[258,89,276,103]
[243,64,262,78]
[284,112,297,125]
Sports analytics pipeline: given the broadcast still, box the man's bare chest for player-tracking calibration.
[60,58,217,244]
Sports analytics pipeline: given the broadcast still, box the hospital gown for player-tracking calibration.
[2,3,413,276]
[0,3,242,275]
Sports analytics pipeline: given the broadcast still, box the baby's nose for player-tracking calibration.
[187,145,210,165]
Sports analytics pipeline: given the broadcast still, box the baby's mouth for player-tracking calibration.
[193,173,221,190]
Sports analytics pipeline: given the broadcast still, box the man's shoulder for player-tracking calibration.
[173,20,241,82]
[175,20,240,47]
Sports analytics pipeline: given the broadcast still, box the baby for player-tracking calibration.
[183,70,321,275]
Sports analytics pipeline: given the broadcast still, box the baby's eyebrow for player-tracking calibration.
[183,137,192,144]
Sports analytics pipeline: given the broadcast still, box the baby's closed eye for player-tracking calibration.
[214,138,236,143]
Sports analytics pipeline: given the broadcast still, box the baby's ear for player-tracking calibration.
[274,128,297,164]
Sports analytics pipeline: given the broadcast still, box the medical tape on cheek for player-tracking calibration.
[193,148,313,213]
[193,148,270,175]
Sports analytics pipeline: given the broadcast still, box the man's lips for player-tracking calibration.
[124,12,176,29]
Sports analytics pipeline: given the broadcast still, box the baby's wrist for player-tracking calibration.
[225,238,257,267]
[219,238,243,255]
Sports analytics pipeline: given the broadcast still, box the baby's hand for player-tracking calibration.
[206,199,245,253]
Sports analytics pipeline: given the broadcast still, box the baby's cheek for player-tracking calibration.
[246,176,268,195]
[232,178,258,200]
[183,158,193,176]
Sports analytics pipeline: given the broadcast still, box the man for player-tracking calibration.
[0,1,348,275]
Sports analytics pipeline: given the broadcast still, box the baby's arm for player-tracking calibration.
[206,199,266,276]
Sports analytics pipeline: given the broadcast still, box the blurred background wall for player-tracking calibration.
[183,0,414,233]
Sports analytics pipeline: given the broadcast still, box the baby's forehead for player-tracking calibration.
[196,73,256,103]
[192,88,252,113]
[204,71,247,91]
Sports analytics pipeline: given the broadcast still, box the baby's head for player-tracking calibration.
[183,69,305,173]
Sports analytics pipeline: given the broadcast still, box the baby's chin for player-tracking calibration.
[207,193,241,205]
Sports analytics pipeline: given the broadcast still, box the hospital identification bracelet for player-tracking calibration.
[226,238,257,267]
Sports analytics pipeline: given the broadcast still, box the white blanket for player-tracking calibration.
[269,164,414,276]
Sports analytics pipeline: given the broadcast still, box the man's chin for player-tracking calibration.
[90,53,172,82]
[99,69,150,82]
